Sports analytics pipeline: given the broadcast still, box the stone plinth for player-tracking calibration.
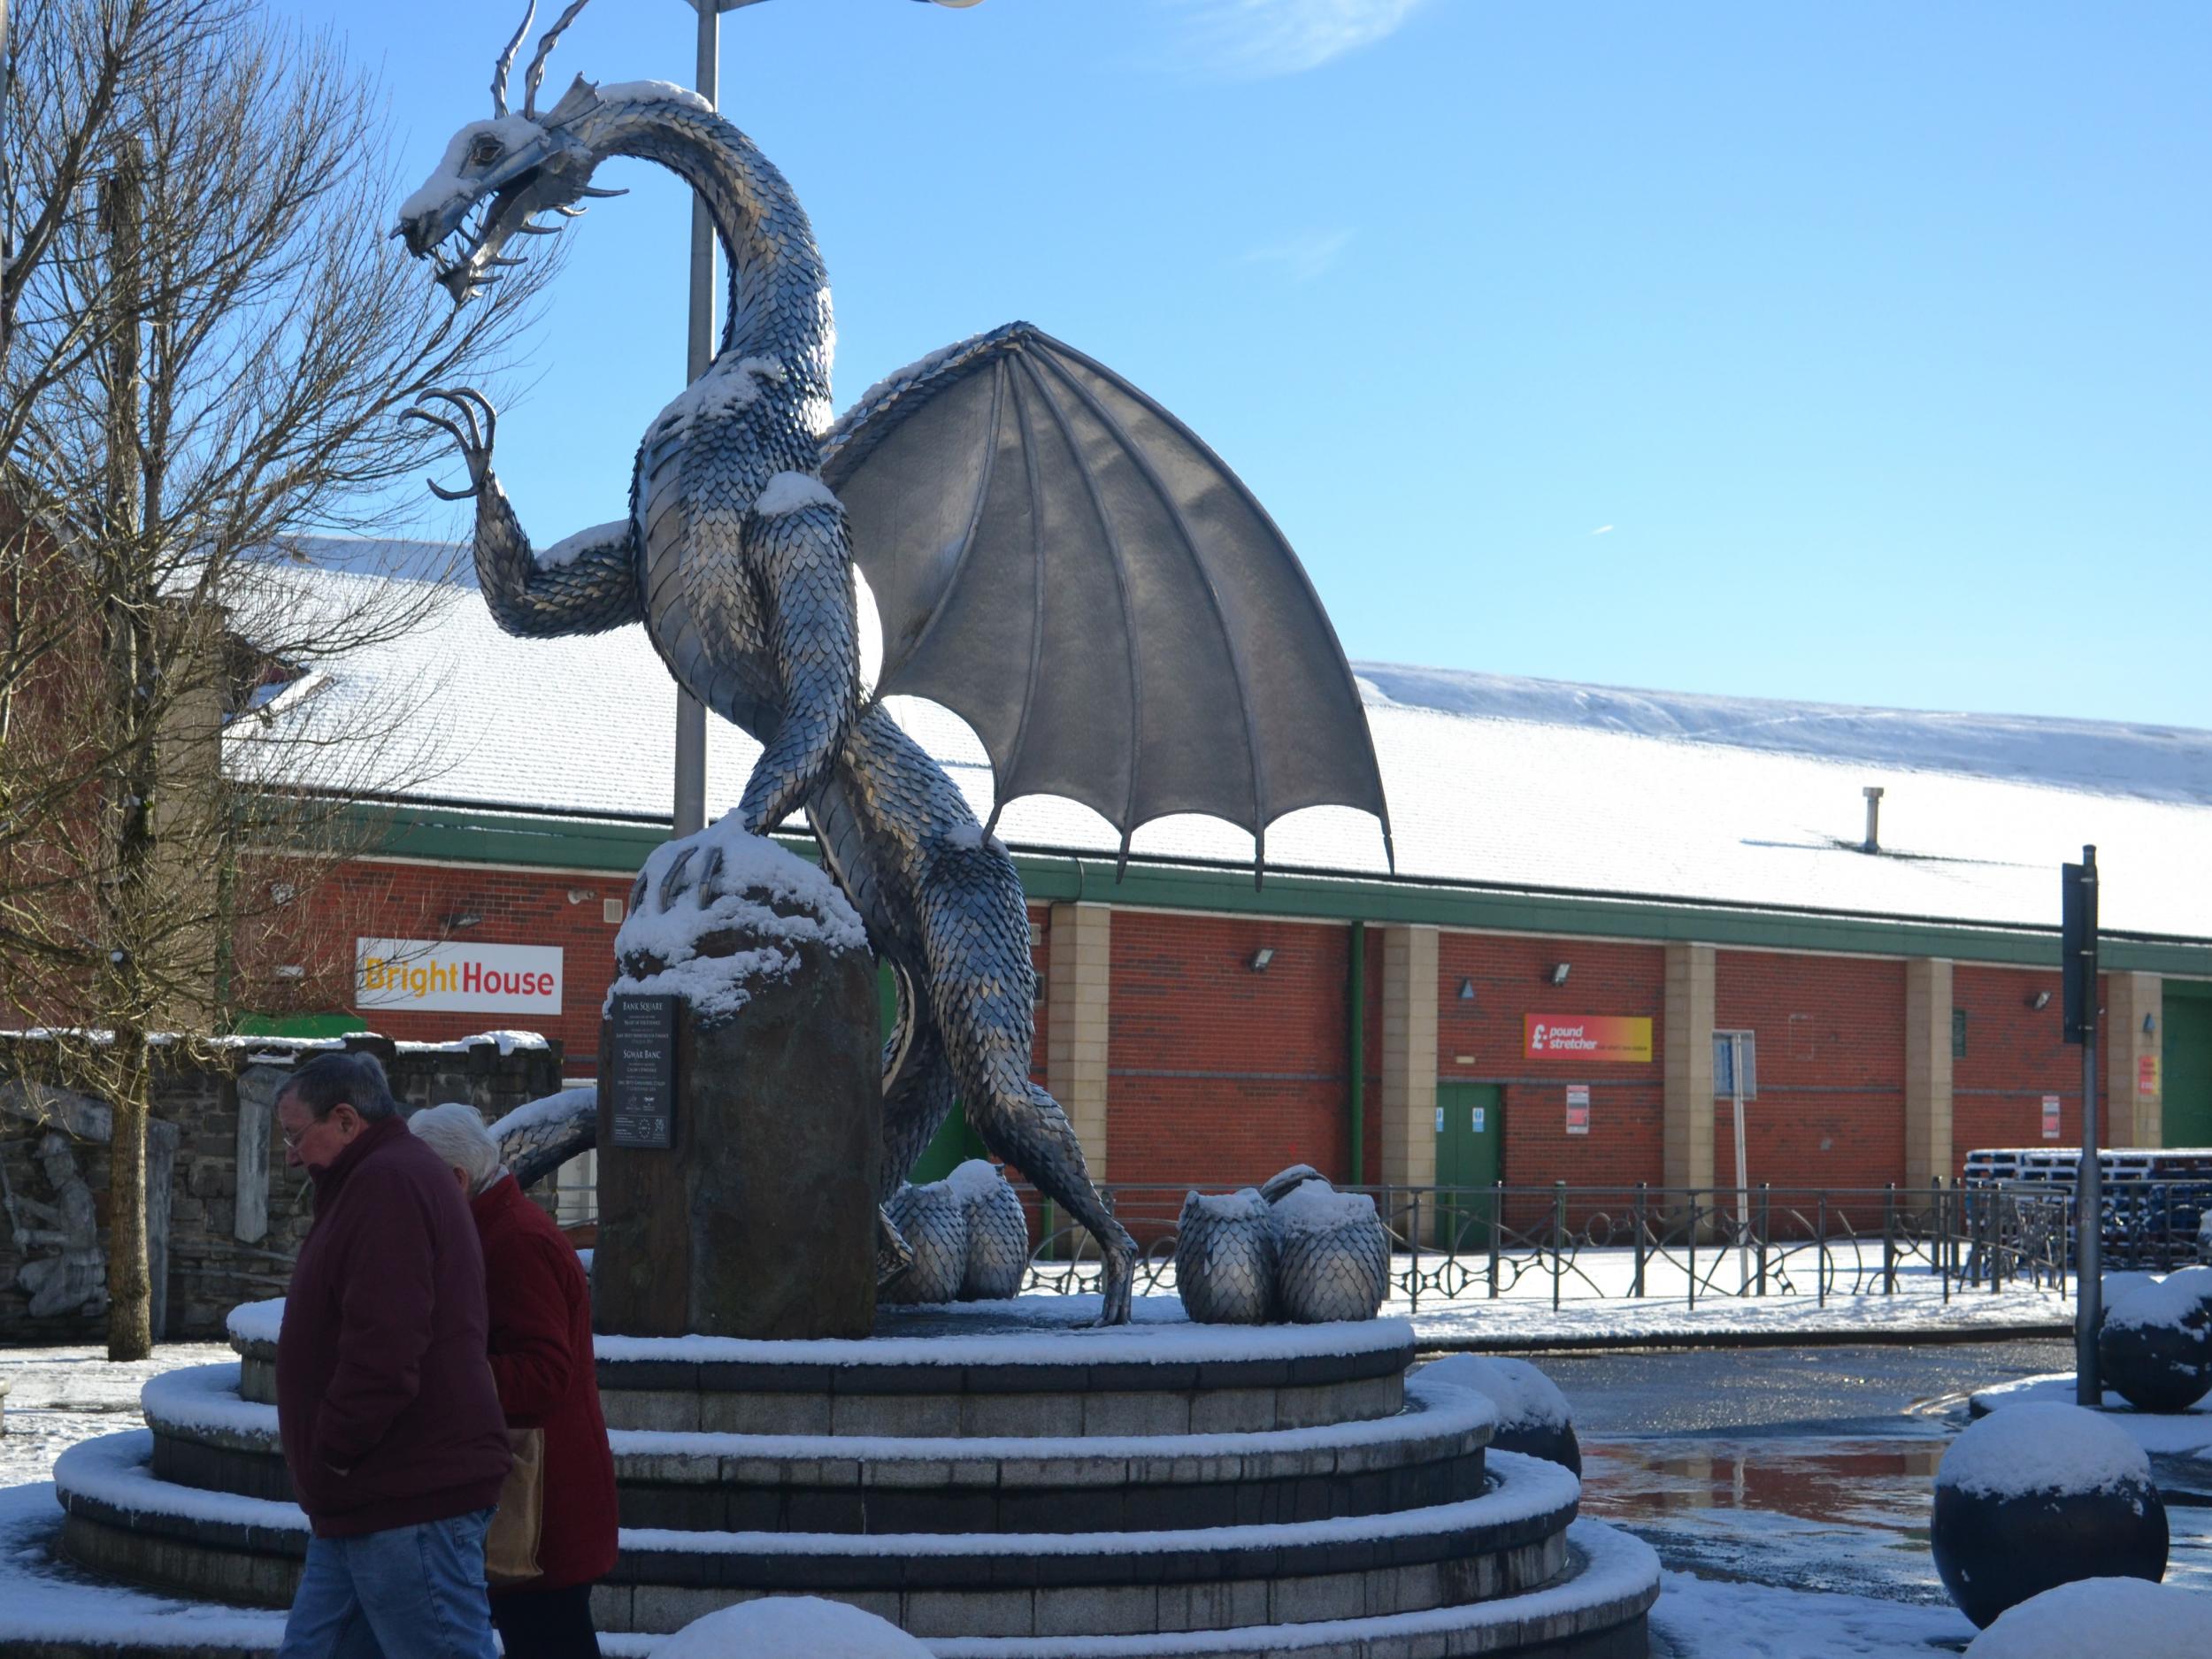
[592,822,881,1340]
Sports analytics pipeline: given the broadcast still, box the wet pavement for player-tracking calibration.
[1509,1340,2212,1606]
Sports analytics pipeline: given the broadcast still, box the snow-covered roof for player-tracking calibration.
[244,565,2212,941]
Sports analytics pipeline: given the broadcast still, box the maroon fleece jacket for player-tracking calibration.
[471,1173,619,1591]
[276,1116,511,1537]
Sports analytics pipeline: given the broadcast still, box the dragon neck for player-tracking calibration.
[595,97,833,414]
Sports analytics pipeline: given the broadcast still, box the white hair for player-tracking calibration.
[407,1102,507,1195]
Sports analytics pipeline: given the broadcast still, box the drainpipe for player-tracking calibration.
[1348,918,1366,1185]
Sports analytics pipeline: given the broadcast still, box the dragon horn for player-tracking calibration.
[491,1,535,119]
[521,0,595,119]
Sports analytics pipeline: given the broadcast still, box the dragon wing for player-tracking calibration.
[820,323,1393,872]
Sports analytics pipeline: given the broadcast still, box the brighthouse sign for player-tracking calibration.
[1524,1015,1653,1064]
[355,938,564,1016]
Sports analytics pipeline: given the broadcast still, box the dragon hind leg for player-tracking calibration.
[918,842,1136,1326]
[879,960,959,1201]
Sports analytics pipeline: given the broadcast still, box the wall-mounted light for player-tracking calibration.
[1248,947,1275,972]
[448,912,482,930]
[1457,978,1477,1001]
[2030,990,2052,1010]
[567,888,592,904]
[1550,962,1571,987]
[2144,1014,2157,1036]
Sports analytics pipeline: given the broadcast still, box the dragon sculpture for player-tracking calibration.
[396,2,1391,1326]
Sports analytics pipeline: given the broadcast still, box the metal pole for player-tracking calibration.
[1731,1033,1749,1292]
[2073,847,2103,1405]
[672,0,718,837]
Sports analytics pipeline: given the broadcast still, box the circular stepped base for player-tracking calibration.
[226,1299,1414,1437]
[147,1365,1489,1533]
[0,1477,1657,1659]
[12,1296,1657,1657]
[58,1432,1579,1636]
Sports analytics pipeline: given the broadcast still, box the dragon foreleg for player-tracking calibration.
[408,387,643,639]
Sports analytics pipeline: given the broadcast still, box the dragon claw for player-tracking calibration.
[403,388,498,502]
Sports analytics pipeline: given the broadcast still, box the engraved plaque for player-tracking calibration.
[608,994,678,1148]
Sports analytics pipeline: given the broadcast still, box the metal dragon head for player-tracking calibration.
[392,1,626,304]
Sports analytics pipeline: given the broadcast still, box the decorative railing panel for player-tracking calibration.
[1008,1180,2095,1309]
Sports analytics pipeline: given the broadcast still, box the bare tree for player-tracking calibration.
[0,0,550,1358]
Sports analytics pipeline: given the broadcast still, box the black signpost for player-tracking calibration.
[608,994,679,1149]
[2062,846,2100,1404]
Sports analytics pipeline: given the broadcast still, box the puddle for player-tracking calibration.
[1581,1430,2212,1605]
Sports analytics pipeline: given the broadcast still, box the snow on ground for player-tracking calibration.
[1648,1569,1976,1657]
[1971,1371,2212,1461]
[0,1342,231,1491]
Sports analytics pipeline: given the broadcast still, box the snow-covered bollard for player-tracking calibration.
[1962,1577,2212,1656]
[950,1158,1029,1301]
[2099,1266,2212,1413]
[1418,1355,1582,1475]
[1175,1188,1278,1324]
[1931,1400,2169,1629]
[881,1179,967,1304]
[1270,1179,1390,1324]
[657,1595,934,1658]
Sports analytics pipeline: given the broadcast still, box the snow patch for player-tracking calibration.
[944,1157,1008,1203]
[653,355,788,436]
[138,1365,265,1442]
[1939,1400,2152,1499]
[55,1431,306,1533]
[1965,1576,2212,1656]
[1418,1354,1571,1430]
[754,471,841,518]
[1270,1179,1378,1238]
[606,815,865,1020]
[657,1597,930,1659]
[396,117,547,225]
[1186,1187,1271,1223]
[595,80,713,114]
[941,821,1010,856]
[2106,1266,2212,1333]
[534,521,627,570]
[488,1087,595,1143]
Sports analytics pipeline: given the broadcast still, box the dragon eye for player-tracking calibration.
[468,134,504,168]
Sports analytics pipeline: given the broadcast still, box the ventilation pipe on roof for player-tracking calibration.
[1862,786,1885,854]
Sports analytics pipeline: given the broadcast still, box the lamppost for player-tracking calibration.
[672,0,983,837]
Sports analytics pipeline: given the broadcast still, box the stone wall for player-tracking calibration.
[0,1030,563,1343]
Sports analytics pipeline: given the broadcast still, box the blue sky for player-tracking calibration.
[280,1,2208,728]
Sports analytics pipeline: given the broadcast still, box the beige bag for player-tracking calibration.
[484,1427,544,1586]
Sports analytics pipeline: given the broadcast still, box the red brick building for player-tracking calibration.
[239,570,2212,1207]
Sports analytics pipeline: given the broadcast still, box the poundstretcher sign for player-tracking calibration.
[355,938,564,1015]
[1524,1015,1653,1063]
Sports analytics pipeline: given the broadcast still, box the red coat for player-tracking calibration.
[276,1118,511,1537]
[470,1172,619,1591]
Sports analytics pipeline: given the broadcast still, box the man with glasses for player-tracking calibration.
[272,1051,511,1659]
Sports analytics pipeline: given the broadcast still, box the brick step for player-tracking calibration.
[145,1364,1493,1533]
[223,1297,1416,1438]
[55,1432,1583,1638]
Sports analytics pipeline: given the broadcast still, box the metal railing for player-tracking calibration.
[1010,1179,2082,1309]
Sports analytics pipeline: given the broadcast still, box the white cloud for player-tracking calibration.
[1171,0,1431,79]
[1241,228,1353,281]
[1591,525,1615,535]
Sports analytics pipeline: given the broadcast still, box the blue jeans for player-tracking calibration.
[277,1509,499,1659]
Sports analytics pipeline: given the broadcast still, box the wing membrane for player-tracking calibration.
[822,323,1392,868]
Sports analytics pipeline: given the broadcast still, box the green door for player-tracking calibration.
[2163,985,2212,1149]
[1433,1083,1502,1249]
